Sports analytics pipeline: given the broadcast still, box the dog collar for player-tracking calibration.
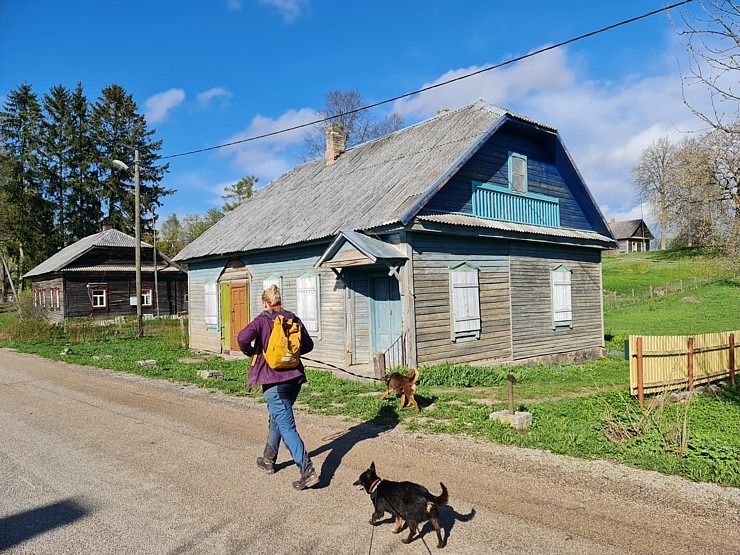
[369,478,382,494]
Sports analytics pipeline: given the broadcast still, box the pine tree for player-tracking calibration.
[91,84,171,234]
[222,175,257,211]
[0,83,53,280]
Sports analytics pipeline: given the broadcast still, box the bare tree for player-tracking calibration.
[675,1,740,134]
[301,90,405,162]
[632,136,680,249]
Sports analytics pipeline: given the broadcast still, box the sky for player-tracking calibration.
[0,0,713,229]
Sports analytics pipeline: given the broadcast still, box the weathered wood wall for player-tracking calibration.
[411,232,512,366]
[31,277,64,323]
[187,260,226,352]
[509,243,603,360]
[424,120,602,233]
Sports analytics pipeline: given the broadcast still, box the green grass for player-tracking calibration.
[602,248,734,295]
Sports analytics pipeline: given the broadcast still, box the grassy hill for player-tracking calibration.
[602,249,739,346]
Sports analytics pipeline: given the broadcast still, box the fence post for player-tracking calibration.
[730,333,736,386]
[636,336,644,408]
[687,337,694,391]
[613,291,617,307]
[650,285,653,302]
[632,288,635,304]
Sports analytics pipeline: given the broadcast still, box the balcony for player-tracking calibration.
[472,182,560,228]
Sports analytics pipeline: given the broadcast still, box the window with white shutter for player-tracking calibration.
[204,282,218,326]
[449,263,481,342]
[296,272,320,335]
[262,274,282,294]
[551,265,572,327]
[508,152,528,194]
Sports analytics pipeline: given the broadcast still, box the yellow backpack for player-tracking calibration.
[263,315,302,370]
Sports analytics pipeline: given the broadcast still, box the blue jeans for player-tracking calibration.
[263,383,312,475]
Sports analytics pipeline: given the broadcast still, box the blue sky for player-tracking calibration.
[0,0,709,227]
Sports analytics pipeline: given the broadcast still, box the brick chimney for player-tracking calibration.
[325,122,345,165]
[102,225,112,231]
[609,217,616,224]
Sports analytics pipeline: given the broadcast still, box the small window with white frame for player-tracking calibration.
[551,265,572,327]
[142,287,153,307]
[449,262,481,342]
[508,152,528,194]
[296,272,320,335]
[91,288,109,310]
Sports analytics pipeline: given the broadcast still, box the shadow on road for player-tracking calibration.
[303,405,400,489]
[0,498,90,550]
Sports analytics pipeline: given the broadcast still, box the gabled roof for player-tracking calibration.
[174,102,506,262]
[608,219,654,240]
[174,101,611,262]
[22,228,175,279]
[315,230,408,268]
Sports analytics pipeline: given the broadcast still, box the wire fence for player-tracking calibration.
[603,274,733,309]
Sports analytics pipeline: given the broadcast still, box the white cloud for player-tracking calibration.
[221,107,320,181]
[260,0,310,23]
[145,89,185,124]
[227,0,242,11]
[197,87,232,108]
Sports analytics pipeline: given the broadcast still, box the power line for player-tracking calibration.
[161,0,694,160]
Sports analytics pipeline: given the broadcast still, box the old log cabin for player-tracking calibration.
[24,227,187,322]
[173,101,617,377]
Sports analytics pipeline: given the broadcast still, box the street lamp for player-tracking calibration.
[112,149,143,338]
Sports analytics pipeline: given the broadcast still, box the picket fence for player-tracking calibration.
[628,331,738,407]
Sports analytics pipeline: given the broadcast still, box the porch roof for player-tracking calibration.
[315,230,407,269]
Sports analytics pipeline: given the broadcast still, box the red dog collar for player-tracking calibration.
[369,478,382,494]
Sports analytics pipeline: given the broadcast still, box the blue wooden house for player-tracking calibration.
[173,101,617,376]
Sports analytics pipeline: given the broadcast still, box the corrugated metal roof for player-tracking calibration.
[340,230,407,260]
[174,101,504,261]
[417,213,616,246]
[61,265,182,273]
[24,229,155,278]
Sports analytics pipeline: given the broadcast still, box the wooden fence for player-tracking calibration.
[629,331,738,407]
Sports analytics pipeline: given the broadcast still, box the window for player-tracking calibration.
[296,273,320,334]
[142,287,153,307]
[552,265,572,327]
[204,282,218,326]
[41,288,46,308]
[52,288,60,311]
[263,274,282,294]
[508,152,527,194]
[449,263,481,342]
[91,288,108,310]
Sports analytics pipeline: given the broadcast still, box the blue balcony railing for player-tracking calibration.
[472,182,560,228]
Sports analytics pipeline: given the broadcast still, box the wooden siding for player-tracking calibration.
[187,261,226,353]
[31,277,64,323]
[424,122,598,233]
[241,243,348,366]
[411,232,512,366]
[509,243,603,360]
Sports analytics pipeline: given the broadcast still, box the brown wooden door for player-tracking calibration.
[230,284,248,350]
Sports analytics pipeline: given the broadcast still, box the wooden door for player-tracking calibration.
[230,284,249,351]
[370,275,402,354]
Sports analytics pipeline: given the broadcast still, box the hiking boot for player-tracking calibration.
[292,468,318,490]
[256,457,275,474]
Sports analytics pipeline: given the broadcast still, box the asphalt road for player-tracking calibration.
[0,348,738,554]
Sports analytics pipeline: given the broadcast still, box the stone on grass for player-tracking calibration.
[93,354,113,360]
[137,359,157,367]
[489,410,533,431]
[197,370,224,380]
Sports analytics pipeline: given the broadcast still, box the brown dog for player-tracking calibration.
[381,368,420,412]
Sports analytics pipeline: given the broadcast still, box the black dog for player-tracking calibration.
[353,461,448,548]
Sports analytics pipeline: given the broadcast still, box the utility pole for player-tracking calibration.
[134,149,142,338]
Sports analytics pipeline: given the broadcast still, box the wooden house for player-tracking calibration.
[607,218,654,254]
[23,228,187,322]
[173,102,617,376]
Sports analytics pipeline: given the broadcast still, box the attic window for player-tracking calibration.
[508,152,527,194]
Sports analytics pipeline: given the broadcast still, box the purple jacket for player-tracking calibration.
[237,309,314,388]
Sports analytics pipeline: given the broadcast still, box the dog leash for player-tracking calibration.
[301,356,385,381]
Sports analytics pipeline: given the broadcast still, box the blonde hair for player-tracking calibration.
[262,284,282,307]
